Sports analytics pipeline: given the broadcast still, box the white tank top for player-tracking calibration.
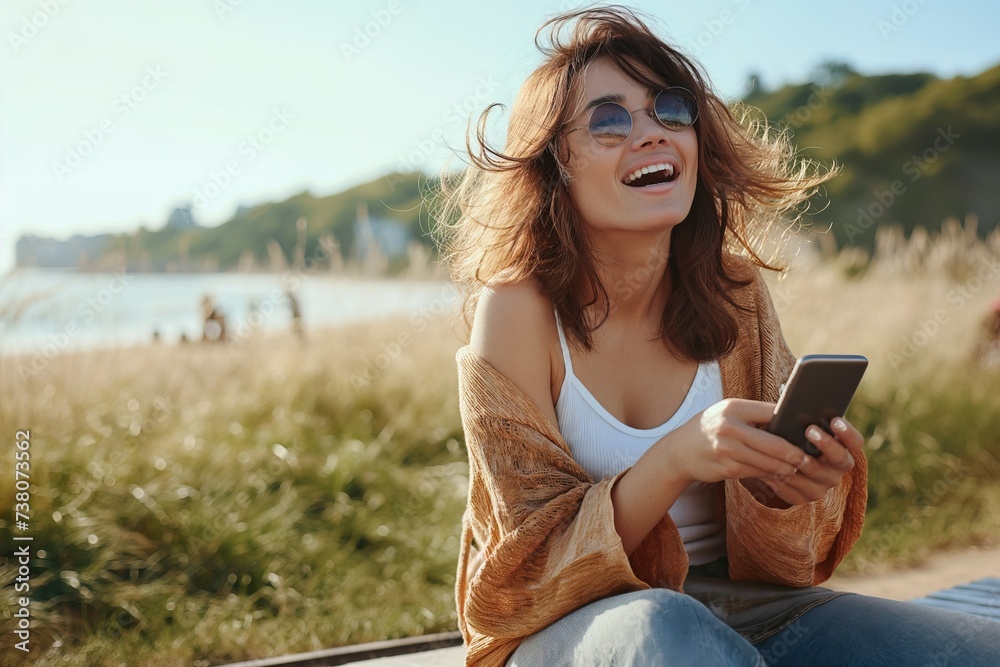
[553,307,727,566]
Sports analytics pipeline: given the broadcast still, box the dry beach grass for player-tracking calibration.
[1,223,999,665]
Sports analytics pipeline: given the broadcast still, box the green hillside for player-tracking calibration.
[103,173,435,273]
[93,62,1000,272]
[743,62,1000,247]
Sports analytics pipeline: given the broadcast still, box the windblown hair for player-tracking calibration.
[432,5,837,361]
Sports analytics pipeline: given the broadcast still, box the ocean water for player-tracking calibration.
[0,269,459,356]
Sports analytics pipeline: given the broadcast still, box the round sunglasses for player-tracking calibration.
[566,87,698,147]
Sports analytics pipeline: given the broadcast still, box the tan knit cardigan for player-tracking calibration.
[453,267,868,667]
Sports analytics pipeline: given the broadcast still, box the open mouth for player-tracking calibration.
[622,163,679,187]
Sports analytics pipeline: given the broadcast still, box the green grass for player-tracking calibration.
[1,318,468,666]
[1,252,999,665]
[841,363,1000,573]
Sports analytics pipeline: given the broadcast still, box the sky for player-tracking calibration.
[2,0,999,274]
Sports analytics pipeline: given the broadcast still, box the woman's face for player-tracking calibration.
[562,56,699,236]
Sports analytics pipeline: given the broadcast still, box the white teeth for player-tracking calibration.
[623,162,675,185]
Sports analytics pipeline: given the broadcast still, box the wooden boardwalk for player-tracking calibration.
[909,577,1000,622]
[218,578,1000,666]
[215,631,464,667]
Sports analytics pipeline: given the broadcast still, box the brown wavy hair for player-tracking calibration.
[432,5,837,362]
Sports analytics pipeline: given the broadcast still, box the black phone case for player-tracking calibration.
[767,355,868,457]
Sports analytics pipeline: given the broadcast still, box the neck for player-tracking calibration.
[579,228,673,331]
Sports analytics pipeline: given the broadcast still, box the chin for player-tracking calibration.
[637,204,694,228]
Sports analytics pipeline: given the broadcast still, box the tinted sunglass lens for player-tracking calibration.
[655,89,697,129]
[588,103,631,146]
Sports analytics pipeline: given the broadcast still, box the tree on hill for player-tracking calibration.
[91,63,1000,270]
[742,62,1000,249]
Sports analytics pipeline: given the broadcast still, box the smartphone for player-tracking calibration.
[767,354,868,457]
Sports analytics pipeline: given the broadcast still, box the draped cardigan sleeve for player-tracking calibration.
[453,267,868,667]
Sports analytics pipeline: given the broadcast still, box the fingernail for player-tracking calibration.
[807,426,823,442]
[833,417,848,432]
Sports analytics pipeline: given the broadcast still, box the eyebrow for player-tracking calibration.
[583,93,624,111]
[583,87,659,111]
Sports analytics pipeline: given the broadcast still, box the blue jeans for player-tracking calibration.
[505,588,1000,666]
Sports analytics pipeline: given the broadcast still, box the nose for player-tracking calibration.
[630,108,669,147]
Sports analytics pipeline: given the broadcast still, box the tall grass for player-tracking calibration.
[777,219,1000,571]
[1,221,999,664]
[1,319,469,666]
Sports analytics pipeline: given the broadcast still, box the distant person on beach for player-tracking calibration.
[200,295,227,343]
[286,290,304,340]
[437,7,1000,666]
[972,296,1000,368]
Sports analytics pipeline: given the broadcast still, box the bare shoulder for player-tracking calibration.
[469,278,560,429]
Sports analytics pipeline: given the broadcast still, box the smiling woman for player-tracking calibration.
[430,5,1000,667]
[435,8,832,364]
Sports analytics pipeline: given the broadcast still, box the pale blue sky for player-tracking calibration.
[2,0,998,274]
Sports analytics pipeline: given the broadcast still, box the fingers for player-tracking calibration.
[729,440,800,479]
[805,423,856,473]
[707,432,791,480]
[761,476,811,505]
[708,415,801,479]
[830,416,865,452]
[710,401,864,485]
[754,417,865,505]
[780,428,854,501]
[764,452,831,501]
[723,398,780,428]
[726,399,865,453]
[738,420,815,473]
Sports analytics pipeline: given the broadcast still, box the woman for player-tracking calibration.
[434,6,1000,666]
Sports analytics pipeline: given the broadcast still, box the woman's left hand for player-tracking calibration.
[761,416,864,505]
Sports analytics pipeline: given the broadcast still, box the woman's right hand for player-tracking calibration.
[671,398,807,484]
[612,397,808,553]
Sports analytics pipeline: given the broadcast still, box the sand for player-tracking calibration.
[824,543,1000,600]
